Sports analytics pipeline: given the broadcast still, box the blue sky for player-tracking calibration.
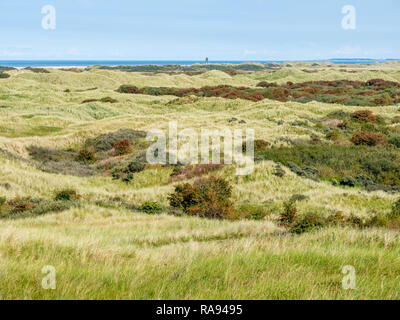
[0,0,399,60]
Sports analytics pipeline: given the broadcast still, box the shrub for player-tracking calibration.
[256,81,278,88]
[279,201,297,225]
[54,189,79,201]
[76,147,96,162]
[85,129,146,152]
[114,139,133,155]
[100,97,118,103]
[289,212,325,234]
[350,131,387,146]
[290,194,310,202]
[25,67,50,73]
[168,176,233,219]
[0,196,6,206]
[169,163,222,182]
[273,165,285,178]
[340,176,357,187]
[0,72,10,79]
[81,99,98,104]
[117,85,143,94]
[243,139,269,152]
[351,110,376,123]
[138,201,162,214]
[390,198,400,219]
[234,203,268,220]
[6,197,36,213]
[170,165,184,177]
[325,129,341,141]
[122,173,134,183]
[388,134,400,148]
[286,162,319,180]
[126,160,146,173]
[355,174,375,188]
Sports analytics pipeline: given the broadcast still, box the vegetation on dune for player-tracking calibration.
[94,62,280,73]
[117,78,400,106]
[2,63,400,299]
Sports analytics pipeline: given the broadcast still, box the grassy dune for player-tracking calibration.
[1,64,400,299]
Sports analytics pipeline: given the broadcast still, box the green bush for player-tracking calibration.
[168,176,234,219]
[54,189,79,201]
[234,203,268,220]
[279,201,297,225]
[340,176,357,187]
[138,201,162,214]
[325,129,341,141]
[100,97,118,103]
[0,196,6,206]
[85,129,146,152]
[289,212,325,234]
[76,147,96,162]
[355,174,375,188]
[0,72,10,79]
[273,165,285,177]
[388,135,400,148]
[390,198,400,219]
[127,160,146,173]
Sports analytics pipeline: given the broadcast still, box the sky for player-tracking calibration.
[0,0,399,60]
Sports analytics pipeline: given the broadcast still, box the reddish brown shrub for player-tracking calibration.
[114,139,132,155]
[270,88,290,102]
[371,97,390,105]
[351,110,377,123]
[350,131,387,146]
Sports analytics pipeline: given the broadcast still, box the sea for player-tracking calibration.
[0,59,397,68]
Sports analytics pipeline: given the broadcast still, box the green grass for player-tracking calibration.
[1,63,400,299]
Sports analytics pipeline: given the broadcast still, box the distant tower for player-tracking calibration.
[205,57,209,65]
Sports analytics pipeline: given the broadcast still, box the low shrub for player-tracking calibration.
[168,176,233,219]
[388,134,400,148]
[114,139,133,155]
[0,72,10,79]
[54,189,79,201]
[325,129,341,141]
[350,131,387,146]
[279,201,297,225]
[126,160,146,173]
[390,198,400,219]
[138,201,162,214]
[0,196,6,206]
[0,197,77,219]
[286,162,319,180]
[289,212,325,234]
[340,176,357,187]
[76,147,96,162]
[81,99,98,104]
[355,174,375,188]
[351,110,377,123]
[290,194,310,202]
[169,163,222,182]
[234,203,268,220]
[256,81,278,88]
[85,129,146,152]
[100,97,118,103]
[273,165,285,177]
[25,67,50,73]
